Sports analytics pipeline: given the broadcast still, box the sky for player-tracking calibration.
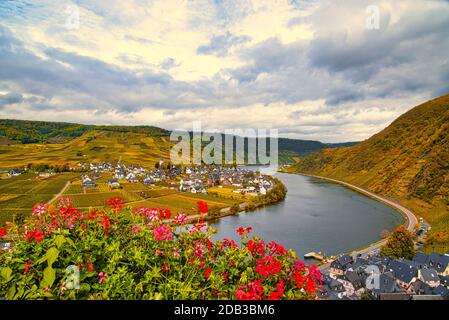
[0,0,448,143]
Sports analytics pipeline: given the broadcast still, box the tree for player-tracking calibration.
[380,227,415,260]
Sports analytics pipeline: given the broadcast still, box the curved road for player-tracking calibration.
[301,174,419,268]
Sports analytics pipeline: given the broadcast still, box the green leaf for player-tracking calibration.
[1,267,12,282]
[7,284,16,299]
[37,247,60,266]
[40,266,56,288]
[54,235,66,248]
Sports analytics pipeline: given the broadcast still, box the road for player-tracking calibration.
[47,181,71,205]
[302,174,419,271]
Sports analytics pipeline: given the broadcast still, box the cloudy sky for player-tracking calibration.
[0,0,448,142]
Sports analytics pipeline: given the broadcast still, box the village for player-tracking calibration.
[76,161,274,196]
[320,250,449,300]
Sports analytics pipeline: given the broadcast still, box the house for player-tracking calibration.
[143,177,154,185]
[339,270,365,296]
[259,186,267,195]
[408,280,433,295]
[368,273,398,300]
[8,168,21,176]
[386,260,418,289]
[82,176,95,188]
[108,179,121,189]
[126,172,138,183]
[325,277,346,298]
[419,268,440,288]
[330,255,354,278]
[115,171,125,180]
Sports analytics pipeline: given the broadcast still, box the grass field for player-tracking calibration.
[0,172,80,224]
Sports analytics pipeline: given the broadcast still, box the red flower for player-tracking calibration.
[236,226,252,236]
[158,208,171,220]
[0,227,7,239]
[247,239,266,256]
[24,230,45,243]
[269,279,285,300]
[24,260,32,274]
[87,264,96,272]
[255,256,282,279]
[204,267,212,279]
[197,201,208,214]
[235,280,264,300]
[107,197,125,212]
[268,241,287,256]
[34,230,45,242]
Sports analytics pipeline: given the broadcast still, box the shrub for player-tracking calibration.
[0,198,321,300]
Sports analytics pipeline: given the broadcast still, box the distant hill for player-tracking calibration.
[0,119,357,167]
[290,94,449,253]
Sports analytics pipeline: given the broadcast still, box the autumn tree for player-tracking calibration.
[380,227,415,260]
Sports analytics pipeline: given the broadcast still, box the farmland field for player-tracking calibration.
[0,172,80,224]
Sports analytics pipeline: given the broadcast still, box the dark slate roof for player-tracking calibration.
[328,279,345,293]
[330,254,353,270]
[420,268,440,283]
[387,260,418,284]
[413,252,429,265]
[378,273,397,294]
[345,270,364,290]
[412,280,433,295]
[317,285,331,299]
[435,255,449,273]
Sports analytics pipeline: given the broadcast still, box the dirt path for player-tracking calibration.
[47,181,71,205]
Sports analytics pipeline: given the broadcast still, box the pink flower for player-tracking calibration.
[58,197,72,208]
[153,224,172,241]
[147,209,160,221]
[195,244,205,259]
[32,204,47,217]
[131,225,141,233]
[98,272,108,284]
[173,213,188,225]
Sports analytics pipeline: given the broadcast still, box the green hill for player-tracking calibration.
[291,94,449,253]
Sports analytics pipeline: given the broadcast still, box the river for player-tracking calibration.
[209,169,404,259]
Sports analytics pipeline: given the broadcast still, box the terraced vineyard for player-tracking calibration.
[0,130,174,170]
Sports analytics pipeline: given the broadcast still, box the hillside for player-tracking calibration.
[291,94,449,253]
[0,119,357,168]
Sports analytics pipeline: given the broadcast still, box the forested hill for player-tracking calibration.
[291,94,449,253]
[0,119,169,144]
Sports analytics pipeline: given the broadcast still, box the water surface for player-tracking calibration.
[209,170,404,258]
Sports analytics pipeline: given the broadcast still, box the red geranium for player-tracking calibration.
[247,239,266,256]
[197,201,208,214]
[24,260,32,274]
[107,197,125,212]
[255,256,282,279]
[235,280,264,300]
[0,226,7,239]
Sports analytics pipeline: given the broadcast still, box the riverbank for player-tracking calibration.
[171,178,288,225]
